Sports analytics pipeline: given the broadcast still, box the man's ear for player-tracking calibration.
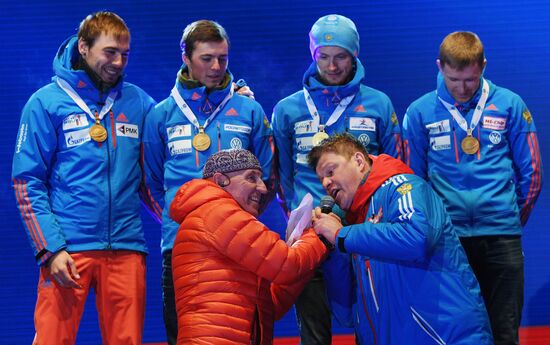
[353,151,369,172]
[182,53,190,66]
[436,58,442,72]
[213,172,229,187]
[78,38,89,57]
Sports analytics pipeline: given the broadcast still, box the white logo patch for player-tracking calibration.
[62,114,89,131]
[116,123,139,139]
[65,128,91,147]
[489,131,502,144]
[349,117,376,131]
[425,119,450,135]
[482,116,506,131]
[168,140,192,155]
[167,124,192,140]
[294,120,315,135]
[430,135,451,151]
[358,133,371,146]
[15,123,28,153]
[230,137,243,149]
[296,136,313,151]
[296,153,308,165]
[225,124,252,134]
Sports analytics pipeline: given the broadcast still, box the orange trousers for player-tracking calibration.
[32,250,146,345]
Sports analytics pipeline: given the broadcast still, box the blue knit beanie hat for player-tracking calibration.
[309,14,359,59]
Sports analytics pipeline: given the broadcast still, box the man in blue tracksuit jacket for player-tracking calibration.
[310,133,493,345]
[12,12,156,345]
[402,31,543,345]
[142,20,274,345]
[272,14,401,344]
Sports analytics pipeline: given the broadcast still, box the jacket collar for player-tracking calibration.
[436,71,483,112]
[175,65,234,108]
[302,58,364,101]
[52,35,123,100]
[346,154,413,224]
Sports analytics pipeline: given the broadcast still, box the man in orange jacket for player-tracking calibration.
[170,149,330,344]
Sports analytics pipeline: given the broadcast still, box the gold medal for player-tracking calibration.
[461,135,479,155]
[90,123,107,142]
[192,127,211,151]
[90,112,107,143]
[312,125,330,146]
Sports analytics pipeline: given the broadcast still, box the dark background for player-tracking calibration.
[1,0,548,343]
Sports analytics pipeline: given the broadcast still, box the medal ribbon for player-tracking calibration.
[303,88,356,132]
[438,78,489,136]
[56,77,117,122]
[171,85,234,132]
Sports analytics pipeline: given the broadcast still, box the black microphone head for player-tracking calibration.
[320,195,335,214]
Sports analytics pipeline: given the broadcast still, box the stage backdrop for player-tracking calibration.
[1,0,548,343]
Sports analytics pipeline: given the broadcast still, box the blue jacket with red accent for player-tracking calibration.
[272,59,402,215]
[12,36,156,265]
[142,67,274,253]
[323,155,493,345]
[403,74,543,236]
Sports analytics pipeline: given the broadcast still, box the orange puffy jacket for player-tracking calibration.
[170,179,328,345]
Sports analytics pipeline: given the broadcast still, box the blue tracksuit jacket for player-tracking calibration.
[272,59,402,214]
[324,155,493,345]
[403,73,542,236]
[12,36,156,265]
[142,68,274,253]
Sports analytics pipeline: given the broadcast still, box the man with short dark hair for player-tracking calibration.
[12,11,155,345]
[142,19,274,344]
[403,31,543,345]
[310,133,493,345]
[271,14,402,344]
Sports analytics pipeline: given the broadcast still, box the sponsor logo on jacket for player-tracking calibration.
[349,117,376,131]
[489,131,502,145]
[425,119,450,134]
[62,114,89,131]
[430,136,451,151]
[168,140,192,155]
[358,133,371,146]
[294,120,315,135]
[296,136,313,151]
[224,124,251,134]
[116,123,139,138]
[15,123,28,153]
[167,124,192,140]
[65,128,91,147]
[230,137,243,149]
[482,116,506,130]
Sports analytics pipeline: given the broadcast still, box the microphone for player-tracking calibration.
[318,196,335,250]
[235,78,247,90]
[320,195,335,214]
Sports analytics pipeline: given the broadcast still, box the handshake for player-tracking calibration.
[286,194,343,248]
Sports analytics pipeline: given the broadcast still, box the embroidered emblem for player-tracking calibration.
[522,109,532,124]
[391,112,398,125]
[397,183,412,195]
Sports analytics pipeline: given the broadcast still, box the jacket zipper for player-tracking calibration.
[99,92,112,250]
[355,254,377,345]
